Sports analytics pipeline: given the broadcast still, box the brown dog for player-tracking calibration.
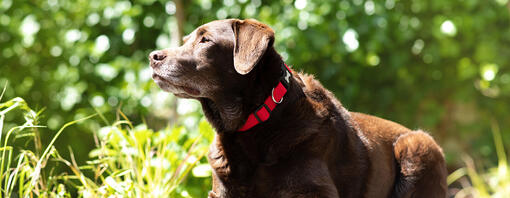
[149,19,447,198]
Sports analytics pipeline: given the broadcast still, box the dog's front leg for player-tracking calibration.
[208,170,227,198]
[278,184,339,198]
[276,159,340,198]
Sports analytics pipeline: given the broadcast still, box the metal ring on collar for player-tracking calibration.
[271,88,283,104]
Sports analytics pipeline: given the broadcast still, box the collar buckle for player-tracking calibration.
[271,87,284,104]
[280,64,291,88]
[237,63,293,132]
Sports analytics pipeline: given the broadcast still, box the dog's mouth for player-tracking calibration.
[152,73,201,97]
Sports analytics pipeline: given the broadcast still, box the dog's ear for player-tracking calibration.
[232,19,275,75]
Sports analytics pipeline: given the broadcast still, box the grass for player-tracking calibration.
[0,91,214,197]
[447,119,510,197]
[75,112,213,197]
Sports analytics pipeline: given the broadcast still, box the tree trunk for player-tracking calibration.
[168,0,186,125]
[175,0,185,45]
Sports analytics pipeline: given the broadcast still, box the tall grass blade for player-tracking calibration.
[490,119,509,197]
[93,107,110,126]
[26,114,96,197]
[462,154,490,197]
[5,153,25,197]
[0,81,7,102]
[491,120,508,170]
[447,168,467,186]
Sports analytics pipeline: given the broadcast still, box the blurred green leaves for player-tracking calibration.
[0,0,177,128]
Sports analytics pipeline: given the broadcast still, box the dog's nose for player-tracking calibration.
[149,50,167,68]
[149,50,167,67]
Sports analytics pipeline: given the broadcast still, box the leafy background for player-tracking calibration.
[1,0,509,197]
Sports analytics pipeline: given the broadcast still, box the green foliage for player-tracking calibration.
[448,121,510,197]
[0,96,73,197]
[0,95,212,197]
[75,117,213,197]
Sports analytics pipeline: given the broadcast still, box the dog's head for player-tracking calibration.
[149,19,275,99]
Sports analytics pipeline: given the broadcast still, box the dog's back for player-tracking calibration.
[298,72,447,197]
[351,113,448,197]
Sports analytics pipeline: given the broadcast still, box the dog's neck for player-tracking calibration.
[199,47,309,165]
[199,47,303,133]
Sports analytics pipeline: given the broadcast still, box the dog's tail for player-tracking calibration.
[391,130,448,198]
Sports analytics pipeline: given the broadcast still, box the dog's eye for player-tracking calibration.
[200,37,211,43]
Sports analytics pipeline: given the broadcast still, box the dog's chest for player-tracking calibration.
[212,163,280,197]
[208,142,282,197]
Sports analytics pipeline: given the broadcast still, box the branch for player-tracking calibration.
[174,0,185,45]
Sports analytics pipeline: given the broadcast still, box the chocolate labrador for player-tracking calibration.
[149,19,447,198]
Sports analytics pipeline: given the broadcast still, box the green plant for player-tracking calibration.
[1,90,213,197]
[448,120,510,198]
[71,111,213,197]
[0,94,75,197]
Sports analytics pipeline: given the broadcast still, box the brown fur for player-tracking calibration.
[149,19,447,198]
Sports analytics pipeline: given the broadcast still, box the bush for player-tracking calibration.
[0,93,213,197]
[448,120,510,197]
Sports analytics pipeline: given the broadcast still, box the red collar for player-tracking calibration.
[238,63,292,131]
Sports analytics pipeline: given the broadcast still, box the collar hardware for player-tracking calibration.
[271,88,284,104]
[237,63,292,132]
